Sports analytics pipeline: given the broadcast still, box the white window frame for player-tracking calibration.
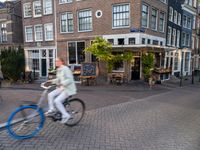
[23,3,32,18]
[159,11,165,32]
[178,13,181,26]
[167,26,172,46]
[43,0,52,15]
[174,10,177,24]
[78,9,92,32]
[151,8,158,30]
[176,30,180,47]
[60,12,74,33]
[25,26,33,42]
[44,23,54,41]
[169,7,173,22]
[33,1,42,18]
[172,28,176,46]
[112,3,130,29]
[141,4,149,28]
[34,25,43,41]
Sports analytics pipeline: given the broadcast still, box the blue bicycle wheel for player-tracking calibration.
[7,105,45,140]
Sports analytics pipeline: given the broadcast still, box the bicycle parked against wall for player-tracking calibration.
[6,82,85,140]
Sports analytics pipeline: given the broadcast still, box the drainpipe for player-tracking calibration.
[180,49,183,87]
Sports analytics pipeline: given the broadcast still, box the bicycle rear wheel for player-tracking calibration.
[7,105,45,140]
[64,98,85,127]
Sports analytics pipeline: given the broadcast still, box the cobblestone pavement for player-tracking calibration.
[0,85,200,149]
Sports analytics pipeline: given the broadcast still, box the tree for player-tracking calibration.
[142,53,155,81]
[85,37,133,73]
[0,46,25,82]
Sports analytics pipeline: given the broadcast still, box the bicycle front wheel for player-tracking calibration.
[64,98,85,127]
[7,105,45,140]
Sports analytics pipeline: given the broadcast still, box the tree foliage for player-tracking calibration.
[85,37,133,72]
[142,53,154,80]
[0,46,25,81]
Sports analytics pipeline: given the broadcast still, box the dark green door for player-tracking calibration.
[41,59,47,76]
[131,58,140,80]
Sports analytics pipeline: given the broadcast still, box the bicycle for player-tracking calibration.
[6,82,85,140]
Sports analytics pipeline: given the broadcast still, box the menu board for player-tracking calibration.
[81,63,96,76]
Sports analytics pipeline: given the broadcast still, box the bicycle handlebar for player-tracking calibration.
[40,82,54,90]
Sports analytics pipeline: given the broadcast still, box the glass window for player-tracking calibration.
[43,0,52,15]
[159,12,165,32]
[129,38,135,45]
[178,13,181,25]
[174,10,177,24]
[108,39,114,44]
[60,12,74,33]
[44,23,53,41]
[184,52,190,71]
[174,53,179,70]
[68,42,85,64]
[112,52,124,71]
[176,30,180,47]
[25,26,33,42]
[34,25,43,41]
[33,1,42,17]
[183,15,187,28]
[182,32,186,46]
[151,8,157,30]
[167,26,172,45]
[113,4,130,28]
[172,28,176,46]
[142,4,148,28]
[187,17,191,29]
[169,7,173,22]
[1,30,7,42]
[78,10,92,31]
[186,34,190,46]
[59,0,72,4]
[23,3,32,18]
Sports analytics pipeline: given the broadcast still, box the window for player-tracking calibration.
[59,0,72,4]
[25,26,33,42]
[28,50,40,71]
[178,13,181,25]
[118,38,124,45]
[167,26,172,45]
[153,40,159,45]
[187,17,191,29]
[68,42,85,64]
[113,4,130,28]
[172,29,176,46]
[159,12,165,32]
[34,25,43,41]
[151,8,157,30]
[174,53,179,71]
[23,3,32,18]
[1,30,7,42]
[182,32,186,46]
[176,30,180,47]
[142,4,149,28]
[33,1,42,17]
[44,23,53,41]
[192,36,195,49]
[169,7,173,22]
[43,0,52,15]
[78,10,92,31]
[193,16,196,29]
[147,39,151,44]
[174,10,177,24]
[183,15,187,28]
[184,52,190,71]
[193,0,197,7]
[186,34,190,46]
[60,12,74,33]
[129,38,135,45]
[142,38,146,44]
[108,39,114,44]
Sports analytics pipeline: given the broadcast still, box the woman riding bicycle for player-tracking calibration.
[46,57,77,124]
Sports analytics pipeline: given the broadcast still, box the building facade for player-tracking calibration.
[56,0,168,81]
[22,0,56,78]
[0,1,23,49]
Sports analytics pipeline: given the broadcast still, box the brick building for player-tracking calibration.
[0,1,23,49]
[22,0,56,78]
[56,0,168,81]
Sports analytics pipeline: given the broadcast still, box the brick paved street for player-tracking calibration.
[0,82,200,149]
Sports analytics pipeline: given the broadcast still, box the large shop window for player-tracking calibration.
[68,42,85,64]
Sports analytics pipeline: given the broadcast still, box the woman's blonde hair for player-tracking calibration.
[56,57,65,65]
